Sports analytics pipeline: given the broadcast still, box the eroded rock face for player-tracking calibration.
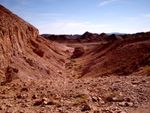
[0,5,38,67]
[0,5,70,81]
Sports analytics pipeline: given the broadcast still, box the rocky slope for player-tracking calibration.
[0,5,150,113]
[0,5,73,82]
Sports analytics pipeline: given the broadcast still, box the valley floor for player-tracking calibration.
[0,60,150,113]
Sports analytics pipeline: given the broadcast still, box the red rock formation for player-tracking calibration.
[0,5,72,81]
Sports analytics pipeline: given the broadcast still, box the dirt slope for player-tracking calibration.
[0,5,150,113]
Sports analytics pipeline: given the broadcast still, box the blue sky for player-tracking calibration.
[1,0,150,34]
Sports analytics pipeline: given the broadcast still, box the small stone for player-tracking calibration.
[43,100,49,105]
[118,102,126,107]
[32,94,37,99]
[58,71,62,74]
[21,87,28,92]
[21,103,28,108]
[42,97,48,101]
[94,110,100,113]
[42,97,49,105]
[33,97,56,106]
[0,105,6,110]
[92,96,99,102]
[6,103,13,107]
[46,101,55,105]
[33,100,43,106]
[111,107,119,111]
[19,111,24,113]
[101,109,113,113]
[97,97,105,104]
[16,94,22,99]
[112,97,118,101]
[118,102,134,107]
[112,96,124,102]
[81,103,91,112]
[100,100,105,104]
[117,111,127,113]
[124,97,131,102]
[128,102,134,107]
[131,81,139,85]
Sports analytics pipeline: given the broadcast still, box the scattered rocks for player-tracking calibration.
[20,103,28,108]
[118,102,134,107]
[33,97,60,107]
[91,96,105,104]
[16,93,28,99]
[101,109,113,113]
[33,97,49,106]
[65,62,73,69]
[104,92,124,102]
[117,111,127,113]
[6,103,13,107]
[123,97,131,102]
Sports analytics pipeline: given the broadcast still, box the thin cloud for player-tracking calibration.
[119,14,150,33]
[144,14,150,18]
[124,14,150,23]
[16,0,28,5]
[38,20,111,34]
[99,0,119,6]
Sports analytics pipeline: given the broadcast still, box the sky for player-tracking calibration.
[1,0,150,34]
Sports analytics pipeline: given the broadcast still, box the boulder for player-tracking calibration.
[71,47,85,58]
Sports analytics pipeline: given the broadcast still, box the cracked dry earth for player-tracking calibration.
[0,5,150,113]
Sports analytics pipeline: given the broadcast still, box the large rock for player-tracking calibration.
[71,47,85,58]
